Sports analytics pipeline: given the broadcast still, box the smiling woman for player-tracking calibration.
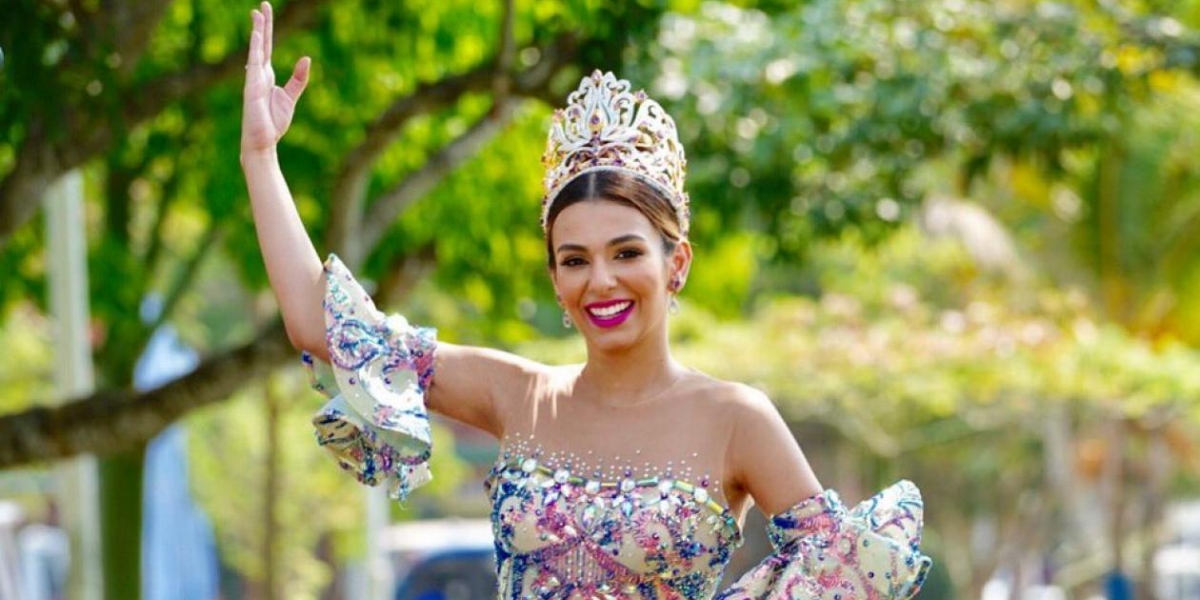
[239,1,930,596]
[549,200,686,357]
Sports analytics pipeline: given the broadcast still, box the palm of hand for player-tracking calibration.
[241,2,309,154]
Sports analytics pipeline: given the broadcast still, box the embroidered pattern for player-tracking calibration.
[716,483,931,600]
[306,259,933,598]
[486,438,741,599]
[306,254,437,500]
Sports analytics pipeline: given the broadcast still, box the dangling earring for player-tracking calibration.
[556,295,572,328]
[669,275,683,314]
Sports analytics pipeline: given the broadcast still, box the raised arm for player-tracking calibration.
[240,1,325,356]
[241,3,540,438]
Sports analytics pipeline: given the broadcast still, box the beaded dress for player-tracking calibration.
[306,255,932,599]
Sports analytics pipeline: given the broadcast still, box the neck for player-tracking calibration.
[576,330,682,406]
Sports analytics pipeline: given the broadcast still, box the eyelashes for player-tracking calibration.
[559,248,645,268]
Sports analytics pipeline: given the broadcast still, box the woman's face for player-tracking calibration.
[548,199,690,354]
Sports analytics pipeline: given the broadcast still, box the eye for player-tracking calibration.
[560,256,587,268]
[615,248,644,260]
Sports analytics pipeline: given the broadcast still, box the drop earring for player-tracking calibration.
[669,275,683,314]
[557,296,572,328]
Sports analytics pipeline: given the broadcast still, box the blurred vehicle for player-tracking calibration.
[1157,500,1200,600]
[1156,545,1200,600]
[0,501,22,600]
[381,518,496,600]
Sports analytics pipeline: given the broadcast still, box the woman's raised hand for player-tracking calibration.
[241,2,310,156]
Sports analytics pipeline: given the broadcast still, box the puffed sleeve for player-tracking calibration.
[717,480,932,600]
[302,254,438,501]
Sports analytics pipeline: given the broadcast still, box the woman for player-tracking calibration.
[241,3,931,598]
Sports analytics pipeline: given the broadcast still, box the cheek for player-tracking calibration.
[552,271,585,300]
[629,268,669,298]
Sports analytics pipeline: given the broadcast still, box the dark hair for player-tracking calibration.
[545,170,684,267]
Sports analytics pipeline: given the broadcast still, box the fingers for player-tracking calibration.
[284,57,311,101]
[263,2,274,64]
[247,15,264,71]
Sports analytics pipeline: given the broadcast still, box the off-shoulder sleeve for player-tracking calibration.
[302,254,437,501]
[717,480,932,600]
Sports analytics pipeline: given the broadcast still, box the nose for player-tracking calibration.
[588,259,617,291]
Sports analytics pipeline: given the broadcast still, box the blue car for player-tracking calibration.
[383,519,497,600]
[393,547,496,600]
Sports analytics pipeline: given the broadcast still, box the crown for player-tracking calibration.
[541,70,690,236]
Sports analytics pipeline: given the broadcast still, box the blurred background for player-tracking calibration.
[2,0,1200,598]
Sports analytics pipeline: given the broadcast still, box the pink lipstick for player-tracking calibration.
[584,299,634,328]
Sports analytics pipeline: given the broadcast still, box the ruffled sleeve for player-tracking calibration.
[717,480,932,600]
[303,254,438,501]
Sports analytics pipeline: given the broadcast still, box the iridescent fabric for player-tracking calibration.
[305,254,437,500]
[307,259,932,599]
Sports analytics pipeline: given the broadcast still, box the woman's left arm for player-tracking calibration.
[720,388,932,600]
[727,387,823,516]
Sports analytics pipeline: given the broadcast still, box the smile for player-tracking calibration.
[585,300,634,328]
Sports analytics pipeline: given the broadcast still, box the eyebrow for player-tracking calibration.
[555,234,648,255]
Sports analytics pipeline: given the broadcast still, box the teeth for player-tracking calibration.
[589,302,631,318]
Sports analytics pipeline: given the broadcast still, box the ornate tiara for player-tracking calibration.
[541,70,690,236]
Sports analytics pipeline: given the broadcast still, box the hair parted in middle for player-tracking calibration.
[544,170,685,268]
[540,71,691,257]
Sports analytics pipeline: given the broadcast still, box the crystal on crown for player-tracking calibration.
[541,70,690,236]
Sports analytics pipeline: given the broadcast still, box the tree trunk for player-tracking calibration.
[264,376,282,600]
[99,447,146,600]
[1105,416,1127,576]
[1137,419,1171,600]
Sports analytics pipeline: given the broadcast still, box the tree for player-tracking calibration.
[0,0,670,597]
[517,224,1200,597]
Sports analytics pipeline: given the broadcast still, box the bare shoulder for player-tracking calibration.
[682,372,779,423]
[686,374,823,515]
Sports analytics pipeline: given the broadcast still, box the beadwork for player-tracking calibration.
[487,438,742,599]
[304,256,934,599]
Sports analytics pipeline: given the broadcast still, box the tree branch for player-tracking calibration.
[325,63,500,265]
[494,0,516,99]
[148,221,223,334]
[95,0,177,78]
[0,238,444,469]
[0,322,295,469]
[359,100,523,252]
[0,0,333,248]
[120,0,330,127]
[327,32,579,266]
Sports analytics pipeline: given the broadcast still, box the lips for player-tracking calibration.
[584,299,634,328]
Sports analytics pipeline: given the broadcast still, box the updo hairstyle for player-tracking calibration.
[544,170,685,268]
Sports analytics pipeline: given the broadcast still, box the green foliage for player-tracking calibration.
[519,223,1200,591]
[627,0,1198,263]
[6,0,1200,595]
[0,303,56,414]
[189,375,350,595]
[188,367,475,595]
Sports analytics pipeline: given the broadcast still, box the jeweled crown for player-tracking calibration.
[541,70,690,236]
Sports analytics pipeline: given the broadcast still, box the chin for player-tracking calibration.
[583,331,638,355]
[581,321,661,355]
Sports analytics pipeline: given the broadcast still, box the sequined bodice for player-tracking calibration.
[307,254,933,600]
[485,442,743,599]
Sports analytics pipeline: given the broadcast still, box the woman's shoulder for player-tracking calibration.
[682,370,777,416]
